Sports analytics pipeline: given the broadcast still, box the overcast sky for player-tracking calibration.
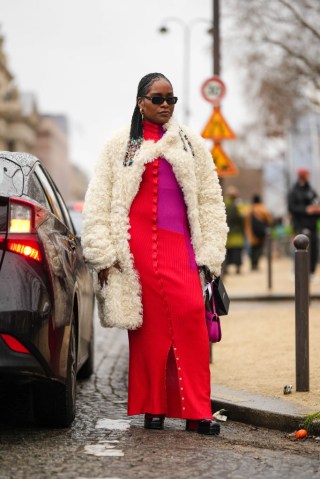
[0,0,245,177]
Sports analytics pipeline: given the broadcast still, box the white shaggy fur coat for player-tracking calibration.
[82,117,228,330]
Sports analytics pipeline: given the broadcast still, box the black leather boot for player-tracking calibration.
[144,413,165,430]
[186,418,220,435]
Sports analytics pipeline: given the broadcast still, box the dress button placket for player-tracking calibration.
[175,333,184,414]
[151,159,159,277]
[151,155,186,416]
[172,343,185,413]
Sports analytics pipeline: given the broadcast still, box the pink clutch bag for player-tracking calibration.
[204,283,222,343]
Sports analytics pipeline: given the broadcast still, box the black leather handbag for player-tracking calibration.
[203,266,230,316]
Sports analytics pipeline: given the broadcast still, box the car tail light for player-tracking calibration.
[7,239,41,262]
[5,199,44,262]
[0,334,31,354]
[9,202,32,233]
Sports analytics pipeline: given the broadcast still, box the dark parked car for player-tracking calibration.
[0,152,94,427]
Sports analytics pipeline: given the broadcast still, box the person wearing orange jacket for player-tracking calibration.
[245,194,272,271]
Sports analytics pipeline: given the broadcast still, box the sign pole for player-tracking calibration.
[201,1,237,179]
[213,0,220,76]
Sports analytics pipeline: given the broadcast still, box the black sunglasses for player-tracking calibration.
[142,95,178,105]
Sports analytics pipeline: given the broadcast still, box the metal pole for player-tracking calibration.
[213,0,220,75]
[213,0,224,192]
[294,234,310,392]
[211,1,220,356]
[266,228,272,290]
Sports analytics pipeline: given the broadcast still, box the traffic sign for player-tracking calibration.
[201,76,226,105]
[211,143,238,177]
[201,106,236,141]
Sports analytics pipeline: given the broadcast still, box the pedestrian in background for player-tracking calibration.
[288,168,320,275]
[82,73,228,435]
[245,194,272,271]
[224,186,245,274]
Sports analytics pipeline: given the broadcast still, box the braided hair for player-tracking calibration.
[123,73,172,166]
[130,73,172,140]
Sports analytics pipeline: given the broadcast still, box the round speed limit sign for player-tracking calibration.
[201,76,226,105]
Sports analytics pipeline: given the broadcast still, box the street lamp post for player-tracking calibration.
[159,18,213,125]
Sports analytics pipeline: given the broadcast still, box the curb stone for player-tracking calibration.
[211,398,302,432]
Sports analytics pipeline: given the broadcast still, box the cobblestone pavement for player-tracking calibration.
[0,316,320,479]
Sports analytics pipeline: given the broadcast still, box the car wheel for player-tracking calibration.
[34,316,77,427]
[78,327,94,379]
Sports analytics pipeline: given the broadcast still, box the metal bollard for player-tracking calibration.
[294,234,310,392]
[266,227,272,290]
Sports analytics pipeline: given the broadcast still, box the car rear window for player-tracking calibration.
[27,172,50,210]
[0,158,24,197]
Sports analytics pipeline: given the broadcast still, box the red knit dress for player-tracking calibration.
[127,121,212,420]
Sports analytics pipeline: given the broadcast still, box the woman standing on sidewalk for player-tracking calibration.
[82,73,228,435]
[245,194,272,271]
[224,186,245,275]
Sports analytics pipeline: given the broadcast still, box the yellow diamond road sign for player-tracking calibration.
[211,143,238,177]
[202,106,236,141]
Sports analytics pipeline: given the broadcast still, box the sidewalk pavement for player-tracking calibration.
[210,254,320,432]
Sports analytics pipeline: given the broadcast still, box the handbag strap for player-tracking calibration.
[204,279,218,316]
[211,292,217,316]
[202,265,213,284]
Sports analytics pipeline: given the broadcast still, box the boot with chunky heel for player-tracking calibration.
[186,418,220,435]
[144,413,165,430]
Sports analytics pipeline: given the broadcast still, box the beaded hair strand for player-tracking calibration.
[123,73,172,167]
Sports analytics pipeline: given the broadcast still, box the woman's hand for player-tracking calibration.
[98,261,122,287]
[198,265,216,284]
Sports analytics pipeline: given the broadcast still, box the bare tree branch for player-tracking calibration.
[278,0,320,41]
[262,34,320,75]
[223,0,320,138]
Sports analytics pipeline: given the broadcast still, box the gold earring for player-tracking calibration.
[140,109,144,119]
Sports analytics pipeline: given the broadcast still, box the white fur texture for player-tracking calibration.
[82,117,228,330]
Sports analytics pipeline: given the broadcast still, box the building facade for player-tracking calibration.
[0,34,88,201]
[33,115,72,201]
[0,36,39,153]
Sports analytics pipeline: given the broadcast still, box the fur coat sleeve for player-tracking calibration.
[81,129,128,271]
